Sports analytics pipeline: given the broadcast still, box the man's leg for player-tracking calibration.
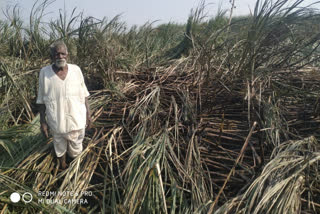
[52,133,68,169]
[66,129,85,158]
[58,153,68,170]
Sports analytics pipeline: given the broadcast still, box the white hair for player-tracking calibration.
[50,41,68,58]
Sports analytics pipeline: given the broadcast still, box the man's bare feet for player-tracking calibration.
[61,161,68,170]
[58,154,68,170]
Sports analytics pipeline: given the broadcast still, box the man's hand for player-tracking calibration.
[85,97,92,130]
[41,122,49,138]
[86,113,92,130]
[39,104,49,138]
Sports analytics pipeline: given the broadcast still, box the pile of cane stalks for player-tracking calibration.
[2,60,320,214]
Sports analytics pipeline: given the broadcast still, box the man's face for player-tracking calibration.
[53,46,68,68]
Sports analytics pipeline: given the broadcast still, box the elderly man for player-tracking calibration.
[36,41,91,169]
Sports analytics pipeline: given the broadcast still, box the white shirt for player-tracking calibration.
[36,64,90,134]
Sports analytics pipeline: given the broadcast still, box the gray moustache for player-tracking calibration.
[55,59,66,67]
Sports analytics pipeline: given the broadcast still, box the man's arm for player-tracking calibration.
[85,97,92,129]
[39,104,49,138]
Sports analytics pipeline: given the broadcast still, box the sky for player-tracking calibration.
[0,0,319,26]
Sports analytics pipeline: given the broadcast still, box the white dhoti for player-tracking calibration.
[52,129,85,158]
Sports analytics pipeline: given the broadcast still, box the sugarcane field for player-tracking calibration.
[1,0,320,213]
